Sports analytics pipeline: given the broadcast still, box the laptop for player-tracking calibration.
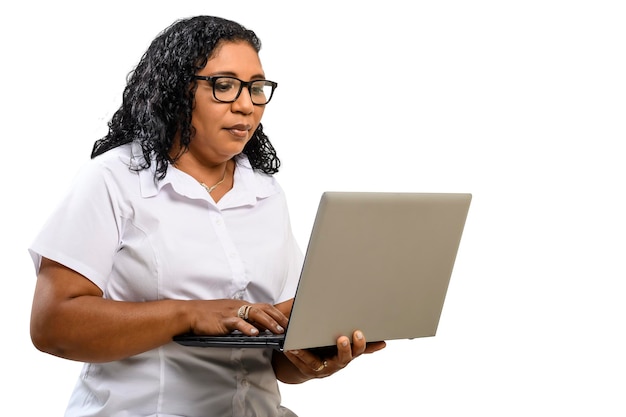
[174,191,472,351]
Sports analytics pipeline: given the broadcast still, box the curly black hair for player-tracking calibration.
[91,15,280,180]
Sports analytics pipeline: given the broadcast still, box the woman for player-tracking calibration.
[29,15,385,417]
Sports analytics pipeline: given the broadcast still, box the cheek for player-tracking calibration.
[192,106,221,134]
[252,107,265,128]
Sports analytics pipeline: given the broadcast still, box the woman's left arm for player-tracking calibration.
[271,330,386,384]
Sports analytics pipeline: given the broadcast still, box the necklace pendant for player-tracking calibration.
[200,182,218,193]
[199,163,228,194]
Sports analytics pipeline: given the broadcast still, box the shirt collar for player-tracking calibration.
[133,141,279,209]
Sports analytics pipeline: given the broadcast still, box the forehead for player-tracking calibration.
[202,41,264,76]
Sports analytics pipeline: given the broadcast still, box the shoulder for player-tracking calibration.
[68,143,138,196]
[89,143,143,177]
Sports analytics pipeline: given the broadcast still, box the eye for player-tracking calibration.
[250,86,264,96]
[213,78,237,93]
[250,81,269,96]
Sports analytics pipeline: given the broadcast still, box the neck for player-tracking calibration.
[198,160,231,194]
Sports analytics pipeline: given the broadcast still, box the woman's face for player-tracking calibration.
[188,41,266,165]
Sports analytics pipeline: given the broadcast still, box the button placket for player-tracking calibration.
[209,211,248,296]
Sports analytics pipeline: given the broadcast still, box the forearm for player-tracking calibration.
[31,296,191,363]
[31,258,289,363]
[30,257,196,362]
[31,257,291,363]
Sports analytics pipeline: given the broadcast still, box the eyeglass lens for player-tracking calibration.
[213,77,274,105]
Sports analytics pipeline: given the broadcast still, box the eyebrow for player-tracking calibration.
[209,71,267,80]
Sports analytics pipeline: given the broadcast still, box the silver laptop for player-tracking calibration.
[174,191,472,351]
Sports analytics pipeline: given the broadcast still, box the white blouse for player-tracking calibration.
[29,142,303,417]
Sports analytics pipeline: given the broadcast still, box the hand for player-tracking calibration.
[284,330,386,379]
[188,300,289,337]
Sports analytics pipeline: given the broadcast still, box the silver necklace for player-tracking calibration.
[199,166,227,194]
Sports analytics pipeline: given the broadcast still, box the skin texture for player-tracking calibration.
[30,41,385,382]
[170,41,266,200]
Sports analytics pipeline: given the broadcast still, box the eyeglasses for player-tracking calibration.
[193,75,278,105]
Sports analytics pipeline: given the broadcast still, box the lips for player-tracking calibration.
[226,123,252,138]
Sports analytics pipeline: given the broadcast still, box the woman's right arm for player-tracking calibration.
[30,258,288,363]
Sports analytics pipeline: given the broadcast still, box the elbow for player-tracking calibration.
[30,313,68,359]
[31,333,56,356]
[30,321,54,355]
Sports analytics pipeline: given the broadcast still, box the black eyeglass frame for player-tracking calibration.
[193,75,278,105]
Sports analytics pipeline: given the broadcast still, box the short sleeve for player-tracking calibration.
[28,159,124,290]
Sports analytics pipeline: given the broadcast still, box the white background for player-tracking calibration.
[2,1,625,415]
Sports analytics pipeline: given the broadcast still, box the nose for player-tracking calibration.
[231,86,254,114]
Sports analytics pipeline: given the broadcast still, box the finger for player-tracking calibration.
[334,335,352,366]
[236,306,271,333]
[351,330,367,357]
[245,304,287,334]
[223,317,260,336]
[285,349,329,376]
[261,304,290,327]
[332,331,364,368]
[314,359,329,373]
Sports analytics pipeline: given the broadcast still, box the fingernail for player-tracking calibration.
[356,331,364,340]
[290,350,299,355]
[250,328,259,334]
[276,325,284,332]
[341,339,349,347]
